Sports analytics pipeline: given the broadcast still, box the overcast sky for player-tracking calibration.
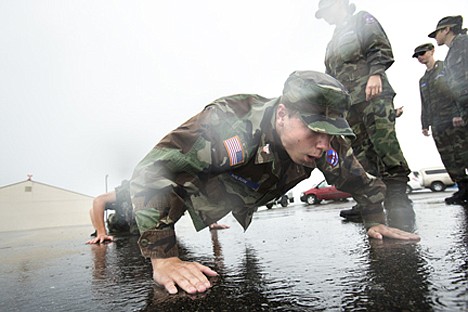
[1,0,467,197]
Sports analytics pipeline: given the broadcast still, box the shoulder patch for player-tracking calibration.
[224,136,245,166]
[326,149,339,167]
[364,14,376,24]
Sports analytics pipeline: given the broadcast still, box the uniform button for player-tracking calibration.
[140,239,148,247]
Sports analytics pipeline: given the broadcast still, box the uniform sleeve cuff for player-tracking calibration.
[369,65,386,76]
[138,228,179,258]
[361,203,386,229]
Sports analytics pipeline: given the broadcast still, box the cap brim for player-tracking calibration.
[301,114,355,138]
[428,30,437,38]
[315,9,324,19]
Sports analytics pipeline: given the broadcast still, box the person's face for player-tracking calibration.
[435,28,449,46]
[319,1,346,25]
[416,50,433,64]
[276,104,332,167]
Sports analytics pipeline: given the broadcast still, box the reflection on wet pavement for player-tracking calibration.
[1,191,468,311]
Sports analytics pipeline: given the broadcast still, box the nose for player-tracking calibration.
[316,133,332,150]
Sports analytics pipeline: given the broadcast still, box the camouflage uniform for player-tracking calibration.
[128,71,387,259]
[106,180,139,235]
[443,32,468,200]
[419,60,468,184]
[323,11,412,210]
[444,33,468,124]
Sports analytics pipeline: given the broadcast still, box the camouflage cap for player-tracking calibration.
[428,15,463,38]
[412,43,434,58]
[281,70,354,138]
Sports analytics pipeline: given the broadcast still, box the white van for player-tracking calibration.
[419,167,455,192]
[407,171,423,193]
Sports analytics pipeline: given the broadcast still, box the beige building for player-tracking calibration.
[0,178,93,232]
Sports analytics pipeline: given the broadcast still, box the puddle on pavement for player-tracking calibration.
[1,192,468,311]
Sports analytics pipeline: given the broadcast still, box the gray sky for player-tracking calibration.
[1,0,467,196]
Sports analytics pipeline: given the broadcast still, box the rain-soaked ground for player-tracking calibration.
[1,190,468,312]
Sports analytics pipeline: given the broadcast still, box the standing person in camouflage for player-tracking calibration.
[428,15,468,205]
[413,42,468,205]
[315,0,415,224]
[125,70,419,295]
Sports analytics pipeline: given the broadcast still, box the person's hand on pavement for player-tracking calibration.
[365,75,383,101]
[86,234,114,244]
[152,257,218,295]
[367,224,420,241]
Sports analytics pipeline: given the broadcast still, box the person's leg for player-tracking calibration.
[361,96,414,229]
[434,125,468,204]
[339,102,384,221]
[347,102,381,178]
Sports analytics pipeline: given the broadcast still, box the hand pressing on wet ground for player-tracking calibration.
[85,233,114,244]
[367,224,420,241]
[152,257,218,294]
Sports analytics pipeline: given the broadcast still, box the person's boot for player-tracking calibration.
[384,180,416,231]
[339,204,362,222]
[445,181,468,205]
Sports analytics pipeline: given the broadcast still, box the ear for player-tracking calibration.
[276,103,288,129]
[276,103,288,119]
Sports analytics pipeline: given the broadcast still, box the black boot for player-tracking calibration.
[339,204,362,222]
[445,181,468,205]
[384,180,416,231]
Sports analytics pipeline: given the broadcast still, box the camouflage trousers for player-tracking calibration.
[347,96,410,183]
[432,123,468,183]
[107,180,139,235]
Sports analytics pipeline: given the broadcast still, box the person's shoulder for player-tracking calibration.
[454,33,468,46]
[208,94,273,117]
[434,60,444,68]
[354,11,379,25]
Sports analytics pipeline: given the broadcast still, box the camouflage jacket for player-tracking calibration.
[324,11,395,104]
[130,94,386,258]
[419,60,459,130]
[444,33,468,119]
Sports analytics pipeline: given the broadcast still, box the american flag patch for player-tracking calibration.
[326,148,339,167]
[223,136,244,166]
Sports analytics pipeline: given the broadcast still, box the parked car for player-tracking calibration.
[418,167,455,192]
[265,192,294,209]
[406,171,423,193]
[300,180,352,205]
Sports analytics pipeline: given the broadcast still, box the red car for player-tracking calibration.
[300,180,352,205]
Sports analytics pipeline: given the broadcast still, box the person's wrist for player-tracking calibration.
[139,228,179,258]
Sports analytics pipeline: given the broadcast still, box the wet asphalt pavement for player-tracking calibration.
[1,190,468,312]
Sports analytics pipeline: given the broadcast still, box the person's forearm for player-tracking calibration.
[90,204,107,235]
[91,192,115,235]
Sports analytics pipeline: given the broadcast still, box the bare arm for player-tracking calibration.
[86,191,116,244]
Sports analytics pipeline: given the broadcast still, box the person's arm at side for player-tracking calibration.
[357,12,394,101]
[419,78,432,136]
[86,191,116,244]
